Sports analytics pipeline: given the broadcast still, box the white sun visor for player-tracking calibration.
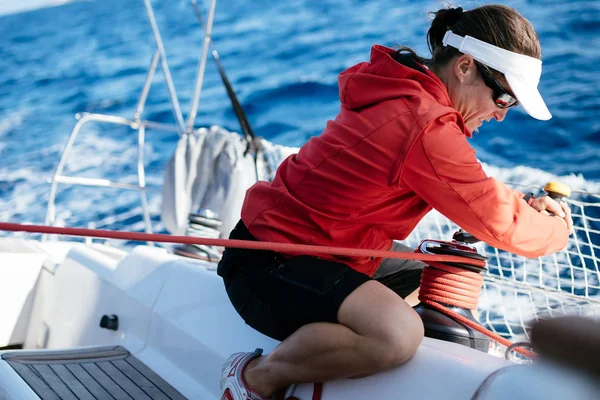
[442,30,552,120]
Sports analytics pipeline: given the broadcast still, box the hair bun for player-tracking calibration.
[445,7,464,27]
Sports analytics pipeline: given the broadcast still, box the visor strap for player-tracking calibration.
[442,31,465,50]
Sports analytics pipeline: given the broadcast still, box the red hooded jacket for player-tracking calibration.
[241,45,569,276]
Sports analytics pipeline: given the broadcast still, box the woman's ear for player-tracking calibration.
[454,54,477,84]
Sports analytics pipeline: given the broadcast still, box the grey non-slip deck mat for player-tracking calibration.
[2,345,187,399]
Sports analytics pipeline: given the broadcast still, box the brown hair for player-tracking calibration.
[401,5,541,76]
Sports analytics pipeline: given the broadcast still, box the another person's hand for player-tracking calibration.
[530,196,573,235]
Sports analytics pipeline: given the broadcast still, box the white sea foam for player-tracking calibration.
[482,163,600,194]
[0,124,164,232]
[0,109,30,154]
[0,109,28,137]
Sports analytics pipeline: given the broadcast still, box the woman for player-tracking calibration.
[218,5,573,400]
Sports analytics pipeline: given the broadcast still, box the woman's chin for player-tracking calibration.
[466,119,482,132]
[465,122,477,132]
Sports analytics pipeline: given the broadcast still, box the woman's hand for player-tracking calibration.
[530,196,574,235]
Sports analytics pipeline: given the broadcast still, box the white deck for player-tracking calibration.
[0,239,512,399]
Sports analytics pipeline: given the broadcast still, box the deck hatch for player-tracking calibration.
[2,345,187,399]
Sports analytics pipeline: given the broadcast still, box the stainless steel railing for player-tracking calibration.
[44,0,217,239]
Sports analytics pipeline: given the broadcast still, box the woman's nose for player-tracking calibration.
[493,107,509,122]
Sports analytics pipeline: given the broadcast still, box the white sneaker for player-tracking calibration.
[220,348,267,400]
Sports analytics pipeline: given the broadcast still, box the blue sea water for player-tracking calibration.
[0,0,599,233]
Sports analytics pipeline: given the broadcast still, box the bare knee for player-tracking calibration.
[374,314,424,369]
[339,280,425,371]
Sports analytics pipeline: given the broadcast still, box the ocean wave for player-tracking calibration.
[483,163,600,195]
[247,80,338,103]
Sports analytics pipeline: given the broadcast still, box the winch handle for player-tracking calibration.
[452,229,480,244]
[543,182,571,217]
[544,182,571,202]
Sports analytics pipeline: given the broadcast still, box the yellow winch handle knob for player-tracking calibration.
[544,182,571,201]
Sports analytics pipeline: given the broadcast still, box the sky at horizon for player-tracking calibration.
[0,0,82,17]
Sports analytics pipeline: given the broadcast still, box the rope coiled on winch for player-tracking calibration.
[418,260,536,359]
[418,261,483,309]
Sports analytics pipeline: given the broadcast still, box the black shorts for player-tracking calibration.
[217,220,371,341]
[217,220,423,341]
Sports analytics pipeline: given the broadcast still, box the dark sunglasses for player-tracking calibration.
[474,62,518,109]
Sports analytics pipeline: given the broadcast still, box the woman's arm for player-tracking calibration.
[399,115,569,258]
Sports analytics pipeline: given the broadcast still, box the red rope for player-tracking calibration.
[0,222,486,266]
[3,221,534,358]
[312,383,323,400]
[423,301,536,359]
[418,262,536,359]
[418,262,483,309]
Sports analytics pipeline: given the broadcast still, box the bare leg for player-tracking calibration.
[243,280,424,397]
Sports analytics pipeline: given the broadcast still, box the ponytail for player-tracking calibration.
[427,7,464,65]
